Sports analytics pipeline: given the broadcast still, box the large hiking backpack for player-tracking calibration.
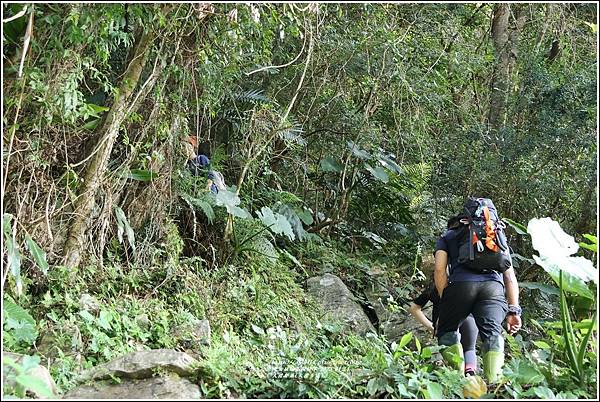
[457,197,512,273]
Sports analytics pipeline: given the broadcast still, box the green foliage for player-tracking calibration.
[3,355,55,399]
[1,3,597,399]
[3,297,38,350]
[256,206,295,241]
[526,217,597,387]
[3,213,22,296]
[114,206,136,252]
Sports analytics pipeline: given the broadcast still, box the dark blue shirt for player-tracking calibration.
[435,227,504,285]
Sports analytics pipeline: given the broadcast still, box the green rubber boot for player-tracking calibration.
[483,350,504,383]
[441,343,465,374]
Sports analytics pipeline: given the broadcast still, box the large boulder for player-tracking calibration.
[306,273,375,336]
[2,352,58,399]
[64,374,200,399]
[65,349,201,399]
[79,349,199,381]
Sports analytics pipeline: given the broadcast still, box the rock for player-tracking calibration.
[194,319,211,345]
[421,253,435,276]
[306,273,375,336]
[79,293,100,313]
[2,352,58,398]
[135,313,151,330]
[64,374,200,399]
[79,349,199,381]
[172,319,211,348]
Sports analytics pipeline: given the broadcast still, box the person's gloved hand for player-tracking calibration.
[506,314,522,335]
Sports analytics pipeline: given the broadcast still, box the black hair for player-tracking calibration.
[447,215,461,229]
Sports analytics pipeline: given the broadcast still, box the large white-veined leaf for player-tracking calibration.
[215,188,251,219]
[532,255,595,299]
[347,140,371,159]
[377,153,402,174]
[528,217,579,258]
[320,157,343,172]
[527,218,597,287]
[277,204,308,241]
[365,164,389,183]
[256,206,295,240]
[181,193,215,223]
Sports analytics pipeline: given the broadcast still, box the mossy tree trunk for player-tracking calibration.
[62,29,154,269]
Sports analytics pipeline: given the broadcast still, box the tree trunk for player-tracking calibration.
[488,4,511,132]
[488,4,526,134]
[62,30,154,269]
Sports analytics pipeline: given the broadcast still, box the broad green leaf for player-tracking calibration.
[20,355,41,372]
[297,209,314,226]
[519,281,559,296]
[366,378,378,396]
[347,140,371,159]
[127,169,157,182]
[4,318,37,344]
[579,235,597,253]
[277,204,309,240]
[532,340,551,350]
[423,382,443,400]
[86,103,109,114]
[504,218,528,235]
[181,193,215,223]
[256,206,295,240]
[98,310,112,331]
[229,206,251,219]
[533,255,594,299]
[513,360,545,384]
[3,297,37,343]
[3,297,35,325]
[399,331,413,348]
[79,310,95,322]
[25,235,49,275]
[532,386,556,399]
[420,346,433,359]
[579,242,597,253]
[365,164,389,183]
[319,156,343,172]
[15,374,54,398]
[83,118,100,130]
[377,154,402,174]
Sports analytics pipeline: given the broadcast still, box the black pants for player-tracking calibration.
[437,280,507,351]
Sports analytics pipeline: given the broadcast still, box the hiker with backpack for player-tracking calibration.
[182,136,226,194]
[408,215,480,376]
[434,197,521,384]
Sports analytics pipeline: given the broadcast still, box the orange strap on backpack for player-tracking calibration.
[483,207,498,252]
